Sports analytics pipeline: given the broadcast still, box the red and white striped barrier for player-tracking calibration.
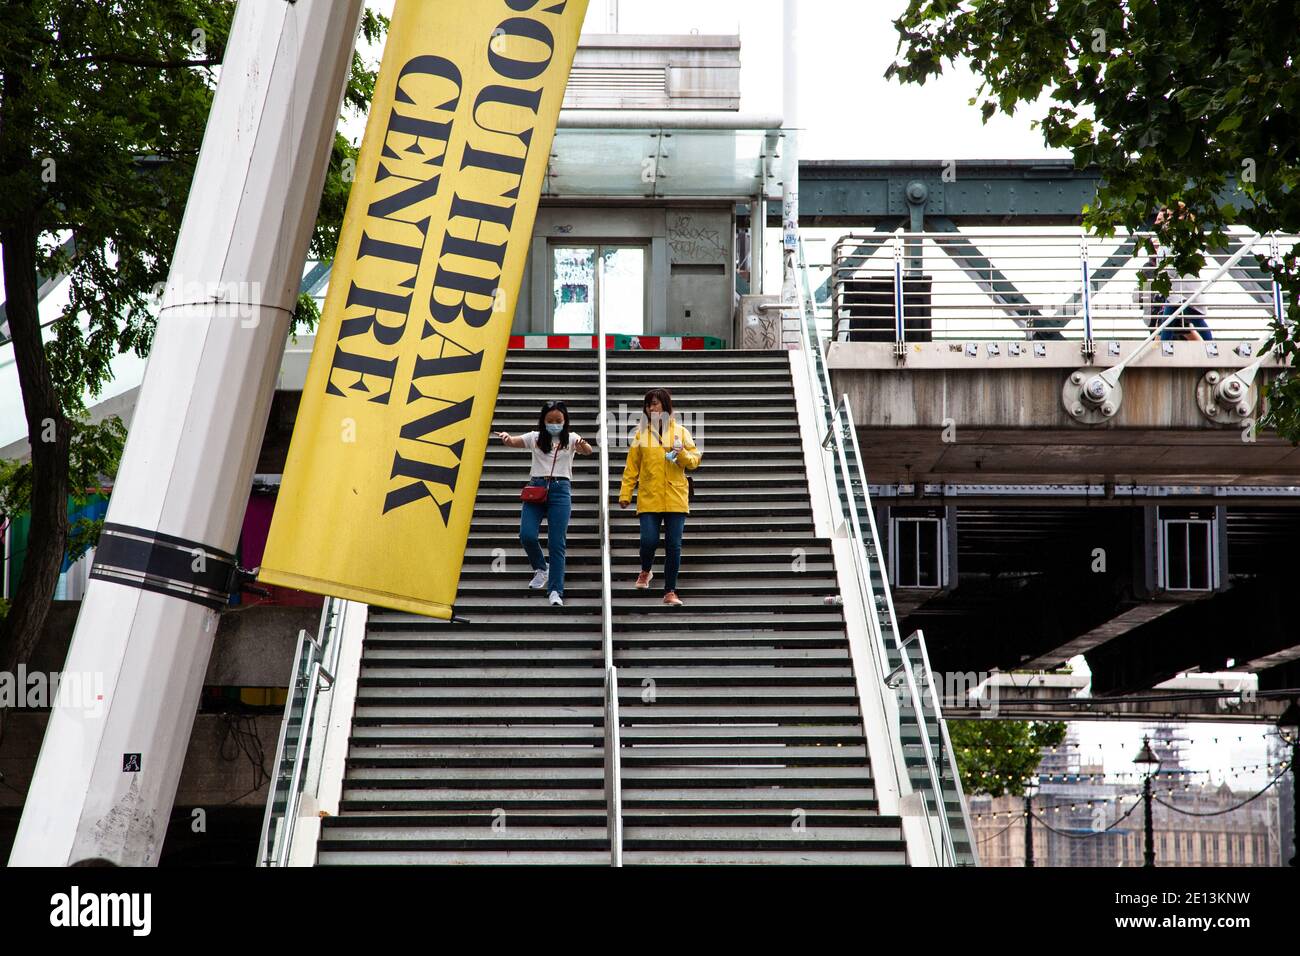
[507,334,723,350]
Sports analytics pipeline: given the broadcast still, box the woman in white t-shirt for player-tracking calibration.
[495,400,593,607]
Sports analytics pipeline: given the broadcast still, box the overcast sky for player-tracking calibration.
[361,0,1067,161]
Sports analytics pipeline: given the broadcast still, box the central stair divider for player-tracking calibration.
[597,260,624,866]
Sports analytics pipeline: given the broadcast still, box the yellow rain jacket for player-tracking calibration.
[619,418,701,514]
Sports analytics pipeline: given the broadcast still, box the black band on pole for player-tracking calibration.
[88,523,236,611]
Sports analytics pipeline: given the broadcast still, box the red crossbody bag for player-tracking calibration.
[520,444,560,503]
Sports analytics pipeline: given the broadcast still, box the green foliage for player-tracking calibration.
[949,719,1068,797]
[0,1,386,413]
[3,1,233,408]
[0,2,387,654]
[888,0,1300,439]
[0,414,125,518]
[66,516,104,564]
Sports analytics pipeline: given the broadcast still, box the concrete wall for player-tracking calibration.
[564,35,741,111]
[0,712,281,811]
[23,601,314,688]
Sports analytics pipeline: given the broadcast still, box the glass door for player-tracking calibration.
[551,244,646,335]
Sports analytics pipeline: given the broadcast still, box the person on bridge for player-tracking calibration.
[496,400,593,608]
[618,388,702,607]
[1142,203,1215,342]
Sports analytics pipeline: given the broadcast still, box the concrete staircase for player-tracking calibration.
[317,348,908,864]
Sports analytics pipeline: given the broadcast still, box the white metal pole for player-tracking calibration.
[9,0,364,866]
[780,0,800,314]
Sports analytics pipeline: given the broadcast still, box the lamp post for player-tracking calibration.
[1279,699,1300,867]
[1024,777,1038,868]
[1134,736,1161,868]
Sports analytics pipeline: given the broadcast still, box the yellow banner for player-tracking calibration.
[259,0,589,619]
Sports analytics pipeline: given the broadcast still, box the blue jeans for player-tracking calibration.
[1159,305,1213,340]
[520,477,572,596]
[640,512,686,592]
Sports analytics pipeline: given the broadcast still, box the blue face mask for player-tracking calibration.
[545,423,564,436]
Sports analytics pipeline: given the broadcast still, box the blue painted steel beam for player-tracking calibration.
[798,159,1101,225]
[795,159,1254,226]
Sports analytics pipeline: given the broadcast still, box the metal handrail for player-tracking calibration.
[831,424,947,866]
[795,237,969,865]
[828,397,954,866]
[913,628,980,866]
[596,257,623,866]
[830,229,1294,344]
[793,240,935,854]
[837,374,966,865]
[603,668,623,866]
[257,596,342,866]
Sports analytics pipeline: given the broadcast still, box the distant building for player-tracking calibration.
[970,725,1285,866]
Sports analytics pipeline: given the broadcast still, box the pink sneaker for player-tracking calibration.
[635,570,653,589]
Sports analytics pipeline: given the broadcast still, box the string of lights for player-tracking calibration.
[975,816,1023,845]
[962,759,1294,801]
[1027,797,1144,839]
[967,759,1289,816]
[969,762,1292,821]
[1153,763,1292,818]
[961,730,1294,754]
[964,755,1292,783]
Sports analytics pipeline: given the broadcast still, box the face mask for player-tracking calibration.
[545,423,564,436]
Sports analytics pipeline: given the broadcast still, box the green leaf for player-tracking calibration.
[1216,112,1244,133]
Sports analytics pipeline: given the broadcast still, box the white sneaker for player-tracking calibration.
[549,591,564,607]
[529,566,548,589]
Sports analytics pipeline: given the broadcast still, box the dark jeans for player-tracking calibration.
[639,512,686,592]
[520,477,572,596]
[1159,304,1213,341]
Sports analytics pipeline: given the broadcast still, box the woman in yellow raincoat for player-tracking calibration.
[618,387,701,606]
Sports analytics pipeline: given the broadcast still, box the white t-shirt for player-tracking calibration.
[521,430,583,478]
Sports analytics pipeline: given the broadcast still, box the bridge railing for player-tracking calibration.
[795,237,974,865]
[830,229,1294,345]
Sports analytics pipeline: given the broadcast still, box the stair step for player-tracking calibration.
[620,848,907,865]
[317,849,612,865]
[319,826,610,844]
[351,706,603,723]
[622,826,900,844]
[339,787,606,807]
[618,745,869,763]
[346,766,605,782]
[351,733,603,749]
[618,725,866,743]
[616,704,861,720]
[620,787,877,806]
